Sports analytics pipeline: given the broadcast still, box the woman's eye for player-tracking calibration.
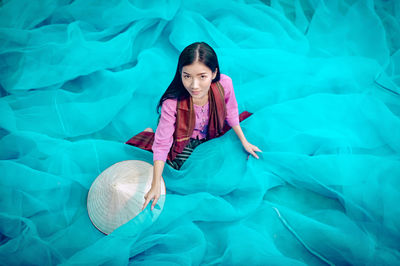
[184,75,190,79]
[201,75,206,79]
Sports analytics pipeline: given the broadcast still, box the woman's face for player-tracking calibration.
[181,61,217,101]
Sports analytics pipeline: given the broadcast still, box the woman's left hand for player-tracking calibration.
[242,141,262,159]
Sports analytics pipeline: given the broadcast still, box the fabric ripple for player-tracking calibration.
[1,0,399,265]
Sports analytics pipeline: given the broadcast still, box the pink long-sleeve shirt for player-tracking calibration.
[152,74,239,162]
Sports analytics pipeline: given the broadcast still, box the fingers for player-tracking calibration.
[142,191,161,211]
[249,149,259,159]
[142,194,151,211]
[151,196,160,211]
[249,143,262,152]
[246,144,261,159]
[254,145,262,152]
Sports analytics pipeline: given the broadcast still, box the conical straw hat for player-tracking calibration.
[87,160,166,235]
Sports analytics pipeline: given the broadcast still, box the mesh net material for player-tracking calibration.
[1,0,400,265]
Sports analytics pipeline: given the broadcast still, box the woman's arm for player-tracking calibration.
[232,124,261,159]
[142,99,177,211]
[220,75,261,158]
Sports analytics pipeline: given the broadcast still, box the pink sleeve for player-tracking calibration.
[220,74,239,127]
[152,99,177,162]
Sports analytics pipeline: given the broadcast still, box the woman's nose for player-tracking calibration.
[191,78,199,89]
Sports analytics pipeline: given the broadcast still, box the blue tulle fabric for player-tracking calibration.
[1,0,400,265]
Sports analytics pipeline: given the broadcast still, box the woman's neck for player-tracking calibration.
[192,95,208,106]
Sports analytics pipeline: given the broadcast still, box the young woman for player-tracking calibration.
[126,42,261,211]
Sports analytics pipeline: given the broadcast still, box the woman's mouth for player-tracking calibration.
[191,91,200,95]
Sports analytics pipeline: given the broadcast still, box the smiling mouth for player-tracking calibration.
[191,91,200,95]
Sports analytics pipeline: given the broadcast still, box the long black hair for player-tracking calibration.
[156,42,221,113]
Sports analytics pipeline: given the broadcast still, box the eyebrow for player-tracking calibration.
[183,72,208,75]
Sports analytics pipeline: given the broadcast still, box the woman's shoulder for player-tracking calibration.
[219,73,233,92]
[219,73,232,83]
[161,98,177,114]
[163,98,178,105]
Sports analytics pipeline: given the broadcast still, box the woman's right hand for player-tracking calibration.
[142,181,161,211]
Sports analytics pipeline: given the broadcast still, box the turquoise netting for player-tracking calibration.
[1,0,400,265]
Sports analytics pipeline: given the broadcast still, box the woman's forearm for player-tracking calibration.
[232,125,247,144]
[152,160,165,185]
